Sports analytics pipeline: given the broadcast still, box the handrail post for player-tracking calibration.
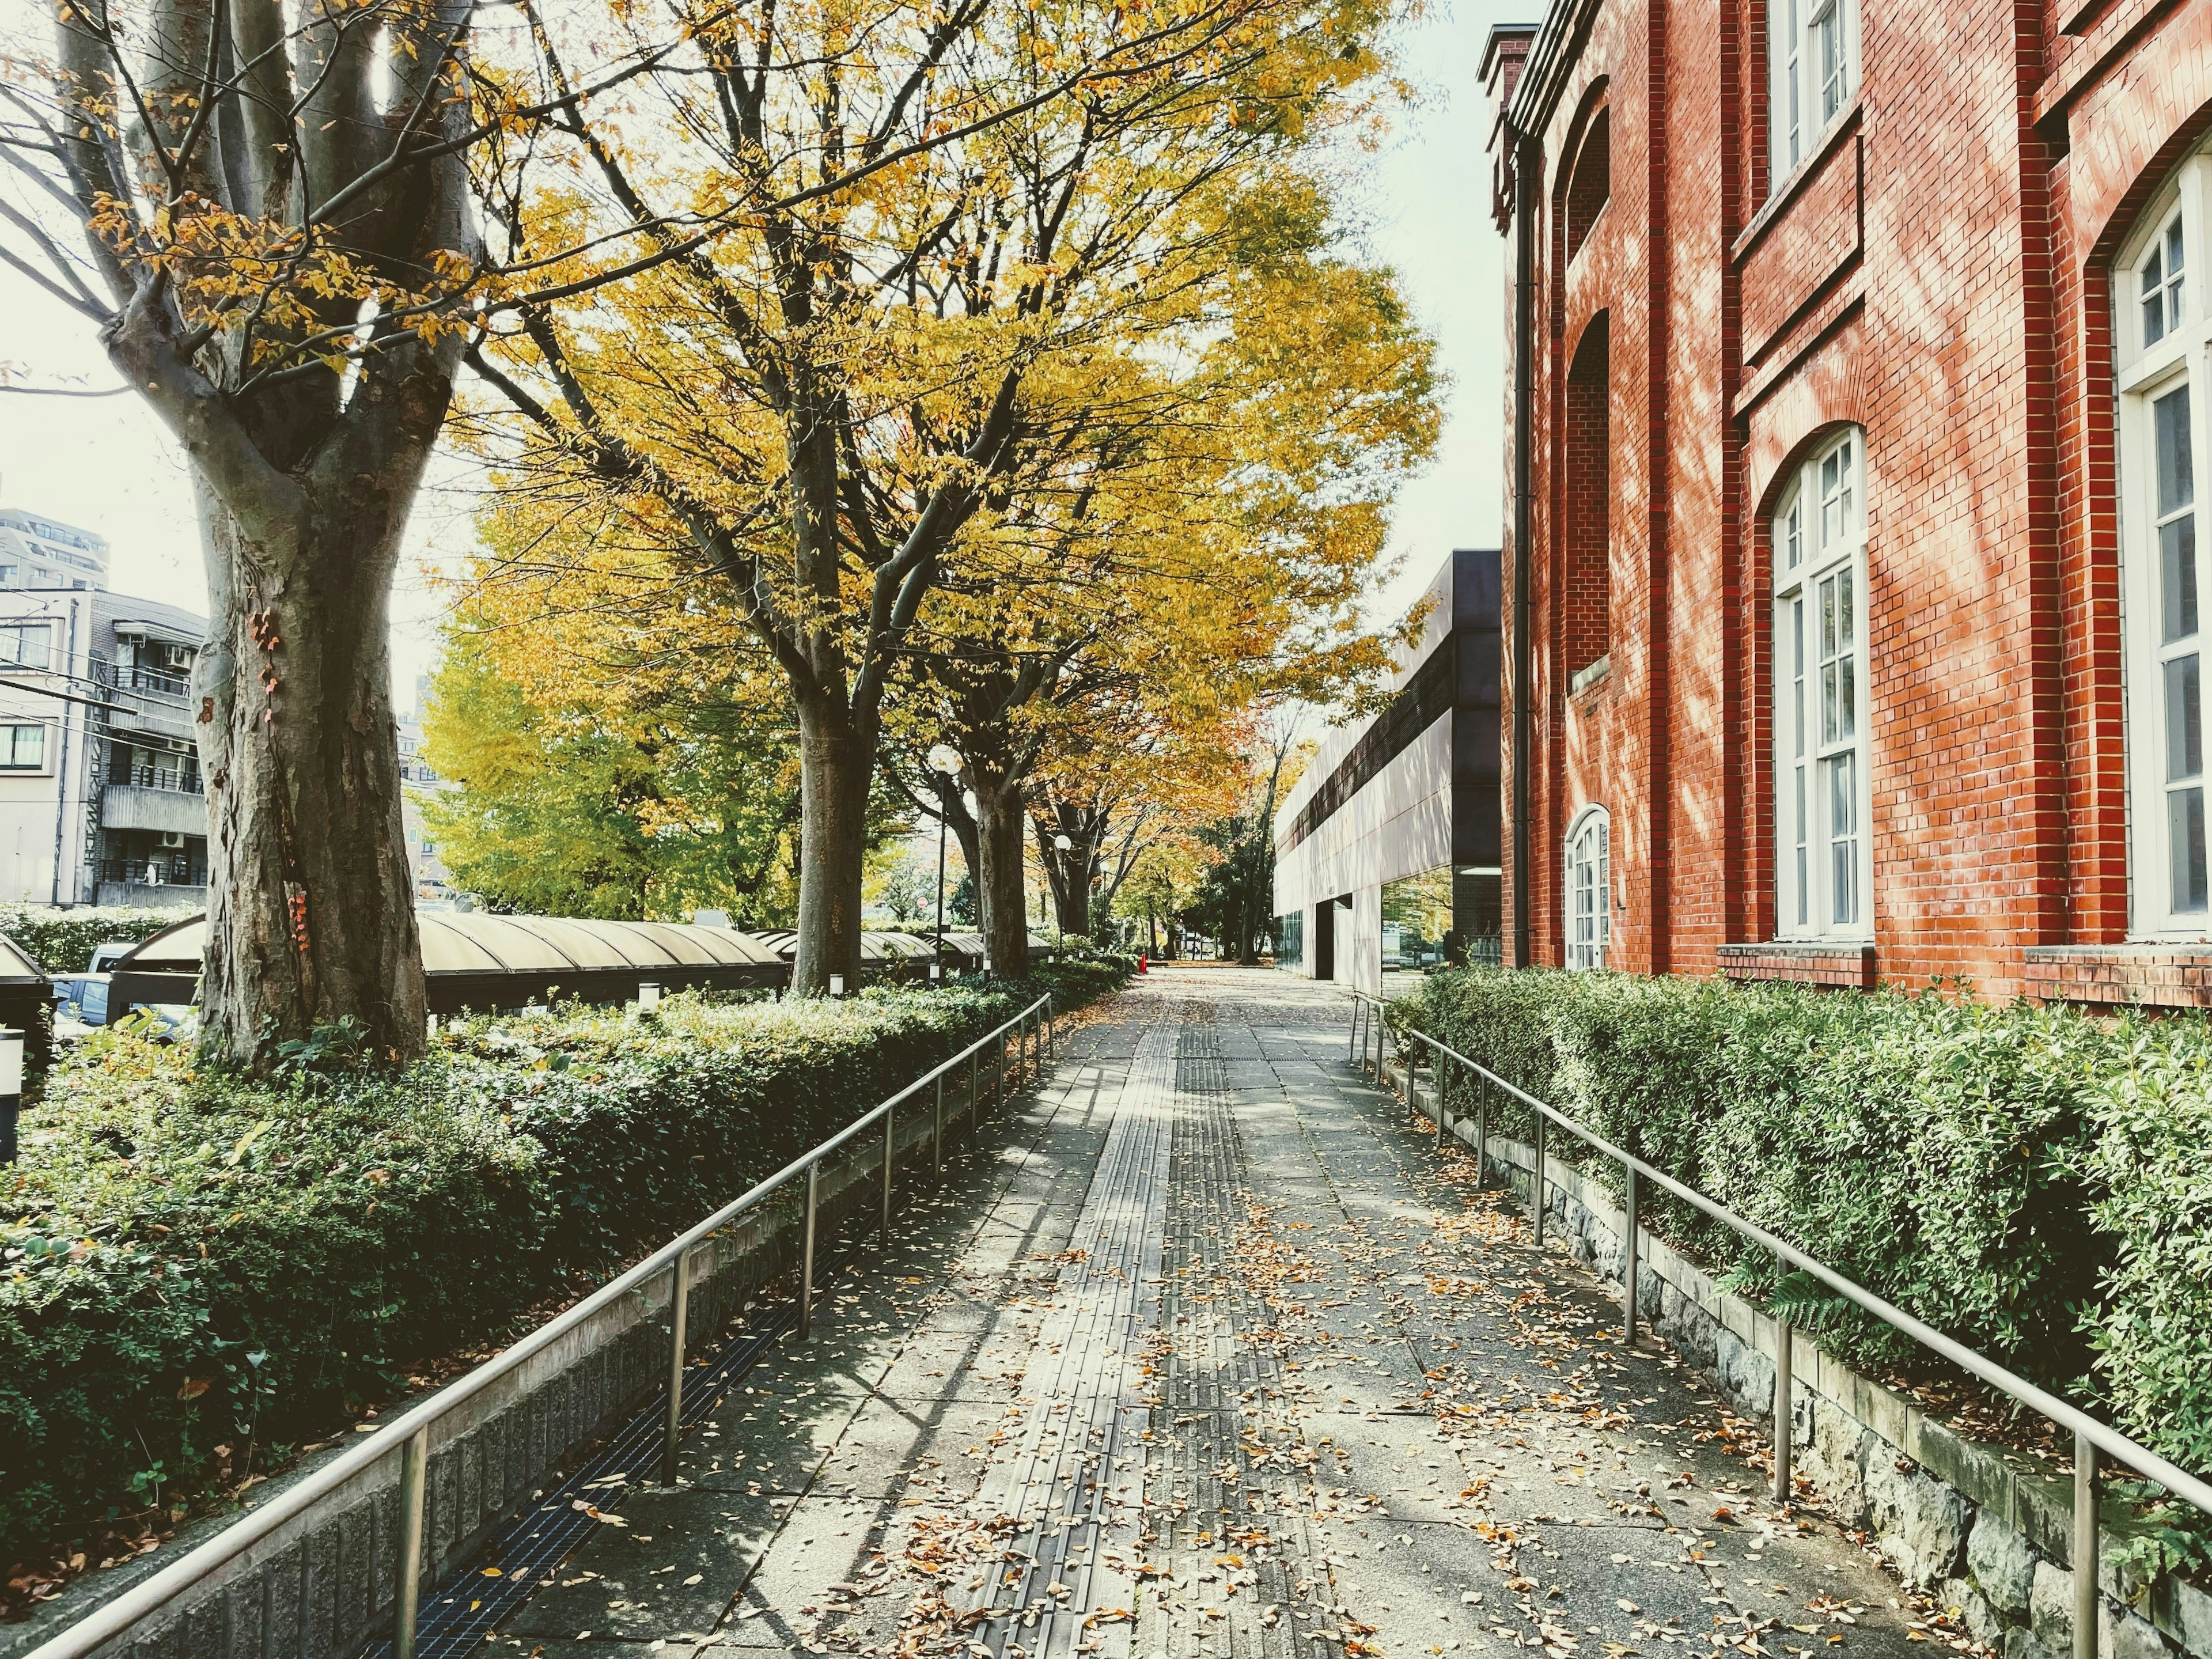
[1348,998,1361,1063]
[1046,998,1054,1057]
[881,1103,895,1245]
[1474,1069,1488,1187]
[1438,1047,1452,1147]
[1773,1317,1794,1503]
[1532,1112,1547,1245]
[661,1248,690,1486]
[934,1074,945,1175]
[1622,1165,1639,1346]
[970,1048,980,1141]
[2074,1431,2099,1659]
[799,1160,820,1342]
[392,1428,428,1659]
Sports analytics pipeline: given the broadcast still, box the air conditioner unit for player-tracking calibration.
[160,644,192,669]
[160,831,186,849]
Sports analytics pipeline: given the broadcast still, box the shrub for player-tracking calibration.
[2079,1028,2212,1478]
[0,962,1127,1565]
[1398,969,2150,1439]
[0,906,184,975]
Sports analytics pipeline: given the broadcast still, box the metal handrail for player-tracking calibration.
[28,993,1056,1659]
[1343,984,2210,1659]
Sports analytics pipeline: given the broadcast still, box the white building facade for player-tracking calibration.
[1272,550,1503,994]
[0,585,211,908]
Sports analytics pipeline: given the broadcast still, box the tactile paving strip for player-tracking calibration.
[966,1021,1177,1659]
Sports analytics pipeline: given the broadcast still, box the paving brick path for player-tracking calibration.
[486,971,1937,1659]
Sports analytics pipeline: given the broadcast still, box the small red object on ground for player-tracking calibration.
[1139,953,1149,974]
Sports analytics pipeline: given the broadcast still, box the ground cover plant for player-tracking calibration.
[0,956,1130,1574]
[1392,968,2209,1483]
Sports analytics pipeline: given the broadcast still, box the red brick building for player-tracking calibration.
[1483,0,2212,1006]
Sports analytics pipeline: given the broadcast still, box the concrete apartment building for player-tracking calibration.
[1485,0,2212,1005]
[0,555,212,908]
[1271,548,1504,993]
[0,510,452,911]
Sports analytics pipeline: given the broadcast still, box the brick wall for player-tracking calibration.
[1486,0,2212,1009]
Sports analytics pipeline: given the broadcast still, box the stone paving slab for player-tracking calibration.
[477,974,1956,1659]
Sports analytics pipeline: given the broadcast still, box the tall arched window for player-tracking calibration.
[1565,805,1611,969]
[2120,147,2211,933]
[1565,316,1611,676]
[1772,428,1872,939]
[1566,109,1609,263]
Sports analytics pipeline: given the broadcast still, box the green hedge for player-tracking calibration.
[0,905,183,975]
[0,960,1128,1563]
[1394,969,2209,1478]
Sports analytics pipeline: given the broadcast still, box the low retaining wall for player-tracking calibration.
[6,1058,1010,1659]
[1378,1059,2212,1659]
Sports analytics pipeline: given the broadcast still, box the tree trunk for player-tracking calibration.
[187,369,453,1066]
[1052,827,1100,938]
[792,694,873,994]
[974,774,1031,977]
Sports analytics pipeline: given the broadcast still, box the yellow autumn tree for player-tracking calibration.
[881,171,1438,969]
[459,0,1415,992]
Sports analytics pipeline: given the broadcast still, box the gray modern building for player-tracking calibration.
[1272,548,1502,993]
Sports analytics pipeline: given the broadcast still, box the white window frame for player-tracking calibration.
[0,722,50,773]
[1564,804,1611,969]
[0,622,52,671]
[1769,0,1858,191]
[2120,153,2212,937]
[1772,427,1873,942]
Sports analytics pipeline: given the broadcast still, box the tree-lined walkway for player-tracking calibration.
[483,972,1935,1659]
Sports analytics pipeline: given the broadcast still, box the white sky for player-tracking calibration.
[0,0,1521,715]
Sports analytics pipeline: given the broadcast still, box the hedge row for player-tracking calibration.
[1393,969,2211,1477]
[0,955,1131,1565]
[0,906,183,975]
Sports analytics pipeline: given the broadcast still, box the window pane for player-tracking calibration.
[2171,786,2210,914]
[1791,597,1805,755]
[2145,244,2168,346]
[1794,766,1808,926]
[1836,652,1855,740]
[2164,514,2199,643]
[1827,751,1857,925]
[2156,385,2195,516]
[7,725,41,768]
[2169,218,2187,331]
[2167,654,2203,781]
[1816,0,1844,121]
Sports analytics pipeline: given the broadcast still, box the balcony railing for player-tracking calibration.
[122,764,202,794]
[99,858,206,888]
[128,665,189,697]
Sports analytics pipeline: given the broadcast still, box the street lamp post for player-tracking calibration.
[927,745,960,983]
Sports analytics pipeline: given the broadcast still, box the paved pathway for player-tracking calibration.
[487,971,1937,1659]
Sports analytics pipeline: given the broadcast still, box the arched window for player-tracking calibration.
[1566,109,1609,263]
[1565,315,1611,676]
[1770,0,1857,187]
[2120,147,2211,933]
[1565,805,1611,969]
[1772,428,1871,939]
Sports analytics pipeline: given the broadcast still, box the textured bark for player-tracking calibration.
[972,771,1032,977]
[793,694,872,993]
[195,461,428,1062]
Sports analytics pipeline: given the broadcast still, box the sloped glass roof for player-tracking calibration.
[112,914,785,974]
